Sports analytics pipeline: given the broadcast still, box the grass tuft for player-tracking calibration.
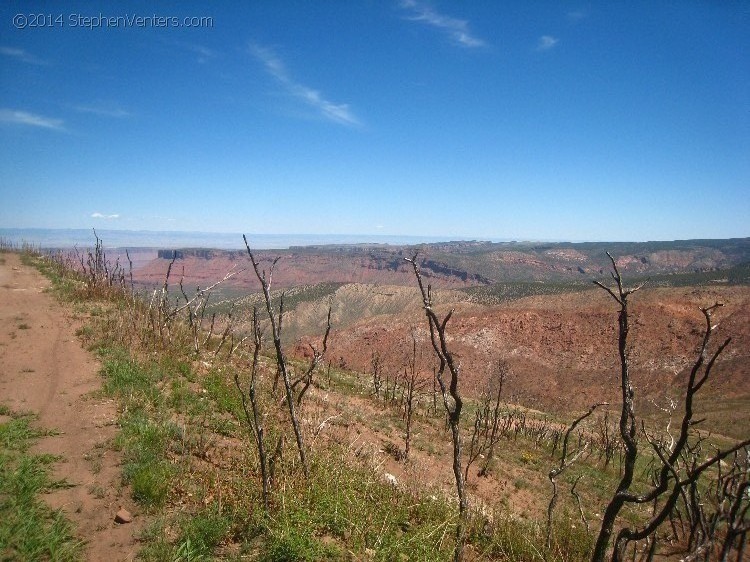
[0,412,84,561]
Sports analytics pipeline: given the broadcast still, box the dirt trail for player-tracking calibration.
[0,253,143,561]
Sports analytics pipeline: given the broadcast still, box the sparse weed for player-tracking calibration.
[513,477,529,490]
[75,325,94,340]
[177,506,232,558]
[88,484,106,499]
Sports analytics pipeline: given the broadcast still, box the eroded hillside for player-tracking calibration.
[292,284,750,439]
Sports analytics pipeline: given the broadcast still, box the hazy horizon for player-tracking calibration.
[0,227,481,250]
[1,227,747,252]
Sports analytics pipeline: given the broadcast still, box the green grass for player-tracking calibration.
[177,506,233,559]
[21,252,83,301]
[204,368,245,419]
[98,352,177,509]
[117,411,175,508]
[94,348,239,556]
[0,411,84,561]
[89,341,594,560]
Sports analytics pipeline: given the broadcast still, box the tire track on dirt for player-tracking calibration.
[0,253,144,561]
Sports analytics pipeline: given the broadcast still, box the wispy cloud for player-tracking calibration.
[0,46,47,65]
[536,35,559,51]
[167,39,217,64]
[399,0,486,48]
[0,109,64,130]
[91,212,120,220]
[249,44,360,127]
[74,104,131,118]
[567,10,588,22]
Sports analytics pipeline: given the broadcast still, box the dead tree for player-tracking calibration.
[464,359,508,480]
[481,360,508,475]
[714,451,749,561]
[431,365,438,416]
[155,256,241,353]
[406,253,467,562]
[389,367,399,403]
[125,249,134,295]
[546,402,606,551]
[591,253,750,562]
[152,251,177,346]
[403,331,427,461]
[678,445,750,560]
[233,307,270,512]
[290,305,332,407]
[165,265,242,329]
[244,235,309,478]
[594,409,620,469]
[212,307,232,357]
[371,351,383,398]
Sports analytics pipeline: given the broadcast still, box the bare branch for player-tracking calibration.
[243,234,309,478]
[406,253,467,562]
[547,402,605,548]
[163,265,244,324]
[293,303,333,406]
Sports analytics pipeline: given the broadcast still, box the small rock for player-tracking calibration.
[114,508,132,524]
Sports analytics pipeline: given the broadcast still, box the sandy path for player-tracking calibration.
[0,253,143,561]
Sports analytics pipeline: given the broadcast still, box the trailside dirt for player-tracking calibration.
[0,253,143,561]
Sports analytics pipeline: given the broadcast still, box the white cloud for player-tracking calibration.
[0,46,47,65]
[0,109,64,130]
[399,0,486,48]
[249,44,360,127]
[537,35,559,51]
[166,39,217,64]
[74,104,131,118]
[567,10,588,22]
[91,212,120,220]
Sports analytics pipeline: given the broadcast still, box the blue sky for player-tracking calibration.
[1,1,748,242]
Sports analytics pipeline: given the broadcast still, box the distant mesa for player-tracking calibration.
[157,249,227,260]
[135,238,750,291]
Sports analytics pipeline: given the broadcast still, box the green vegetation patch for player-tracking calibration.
[207,282,345,316]
[98,351,177,509]
[0,412,84,561]
[628,261,750,287]
[461,281,590,305]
